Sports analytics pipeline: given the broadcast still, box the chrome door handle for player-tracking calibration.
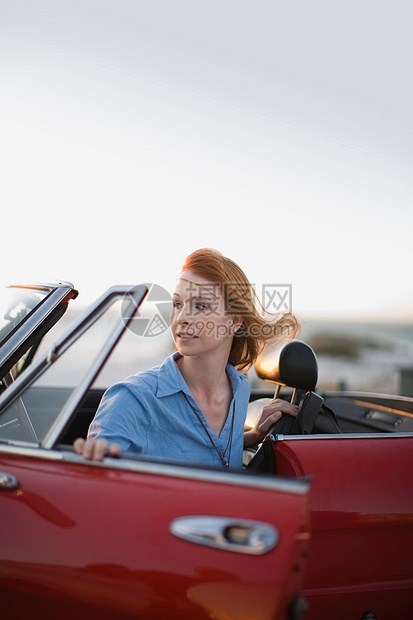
[0,471,19,491]
[170,516,278,555]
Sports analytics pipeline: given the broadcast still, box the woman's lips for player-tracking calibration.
[177,332,198,340]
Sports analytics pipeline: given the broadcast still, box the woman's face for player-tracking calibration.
[171,269,237,360]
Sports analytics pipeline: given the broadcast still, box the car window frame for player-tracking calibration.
[0,284,148,449]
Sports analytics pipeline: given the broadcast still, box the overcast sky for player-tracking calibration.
[1,0,412,320]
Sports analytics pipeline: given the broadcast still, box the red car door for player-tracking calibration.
[274,434,413,619]
[0,446,310,620]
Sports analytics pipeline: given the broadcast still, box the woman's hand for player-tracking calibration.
[243,398,298,449]
[73,437,122,461]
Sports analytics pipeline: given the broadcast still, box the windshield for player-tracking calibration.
[0,282,78,388]
[0,286,49,345]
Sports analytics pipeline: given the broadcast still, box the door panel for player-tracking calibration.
[0,449,310,620]
[274,435,413,619]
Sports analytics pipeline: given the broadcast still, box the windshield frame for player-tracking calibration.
[0,282,78,383]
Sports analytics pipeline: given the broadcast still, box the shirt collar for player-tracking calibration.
[155,352,187,397]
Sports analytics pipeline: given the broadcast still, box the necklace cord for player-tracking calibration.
[182,392,235,468]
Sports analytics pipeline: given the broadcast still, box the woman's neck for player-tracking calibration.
[177,354,230,404]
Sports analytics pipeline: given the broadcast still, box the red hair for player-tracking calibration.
[182,248,299,371]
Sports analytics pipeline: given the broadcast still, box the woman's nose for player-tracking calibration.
[177,302,191,323]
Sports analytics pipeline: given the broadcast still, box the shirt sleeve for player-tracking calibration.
[88,383,149,453]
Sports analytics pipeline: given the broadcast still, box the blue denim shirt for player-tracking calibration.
[88,352,250,469]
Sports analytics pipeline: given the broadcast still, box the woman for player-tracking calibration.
[74,248,299,467]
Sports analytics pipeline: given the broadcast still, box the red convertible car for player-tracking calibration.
[0,281,412,619]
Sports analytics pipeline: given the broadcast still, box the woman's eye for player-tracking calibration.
[195,303,208,312]
[173,301,182,309]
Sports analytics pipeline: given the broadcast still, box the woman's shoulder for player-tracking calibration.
[123,352,180,393]
[123,364,162,391]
